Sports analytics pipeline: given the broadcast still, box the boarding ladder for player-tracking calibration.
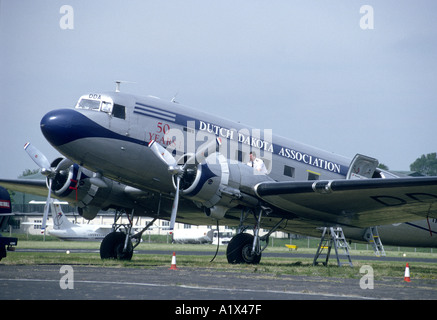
[364,226,386,257]
[313,227,353,267]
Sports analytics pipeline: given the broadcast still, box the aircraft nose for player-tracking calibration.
[40,109,85,147]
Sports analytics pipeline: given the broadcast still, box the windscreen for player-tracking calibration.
[75,94,123,118]
[77,98,101,110]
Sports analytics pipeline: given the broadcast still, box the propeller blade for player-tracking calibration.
[191,137,222,166]
[169,176,180,231]
[41,179,52,233]
[24,142,52,171]
[149,138,222,231]
[55,158,74,172]
[148,140,181,230]
[23,143,56,233]
[148,140,177,167]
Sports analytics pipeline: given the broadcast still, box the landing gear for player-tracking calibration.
[100,208,157,261]
[227,233,261,264]
[226,205,284,265]
[100,231,133,260]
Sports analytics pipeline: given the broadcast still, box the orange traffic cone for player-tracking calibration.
[169,251,178,270]
[404,263,411,282]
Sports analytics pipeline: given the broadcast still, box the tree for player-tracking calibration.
[410,153,437,176]
[8,168,41,205]
[19,168,40,177]
[378,163,389,170]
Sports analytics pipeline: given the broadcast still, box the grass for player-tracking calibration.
[5,250,437,281]
[3,234,437,281]
[11,233,437,254]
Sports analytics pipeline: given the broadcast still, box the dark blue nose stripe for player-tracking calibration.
[40,109,141,147]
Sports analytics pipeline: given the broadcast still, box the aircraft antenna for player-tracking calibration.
[114,80,136,93]
[115,80,121,92]
[171,92,179,103]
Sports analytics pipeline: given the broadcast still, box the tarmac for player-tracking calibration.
[1,263,436,302]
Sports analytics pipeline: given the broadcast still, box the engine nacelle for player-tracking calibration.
[47,158,84,198]
[47,158,138,220]
[176,153,273,219]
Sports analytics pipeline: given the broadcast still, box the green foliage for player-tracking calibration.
[377,163,389,170]
[410,153,437,176]
[19,168,40,177]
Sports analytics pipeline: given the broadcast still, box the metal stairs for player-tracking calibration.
[364,226,386,257]
[313,227,353,267]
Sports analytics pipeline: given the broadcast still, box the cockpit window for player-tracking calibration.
[77,99,101,110]
[75,94,126,120]
[101,101,112,113]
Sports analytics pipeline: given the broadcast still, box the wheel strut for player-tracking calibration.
[100,208,157,260]
[227,205,284,264]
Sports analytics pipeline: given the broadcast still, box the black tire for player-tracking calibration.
[100,232,133,260]
[0,245,6,261]
[226,233,261,264]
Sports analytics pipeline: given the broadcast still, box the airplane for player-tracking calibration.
[1,82,437,264]
[24,200,158,242]
[172,227,234,245]
[23,200,114,241]
[212,229,234,246]
[171,228,213,244]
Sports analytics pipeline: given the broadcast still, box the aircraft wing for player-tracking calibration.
[21,222,54,226]
[0,179,48,197]
[255,177,437,228]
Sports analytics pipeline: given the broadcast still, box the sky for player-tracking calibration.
[1,0,436,179]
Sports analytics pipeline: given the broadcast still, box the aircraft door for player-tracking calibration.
[346,154,379,179]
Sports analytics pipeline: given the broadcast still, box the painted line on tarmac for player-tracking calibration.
[0,278,377,300]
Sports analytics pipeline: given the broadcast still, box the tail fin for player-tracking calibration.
[51,202,75,230]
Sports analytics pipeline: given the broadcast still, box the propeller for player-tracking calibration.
[41,179,52,233]
[148,137,221,230]
[148,140,180,231]
[24,142,58,233]
[24,142,52,176]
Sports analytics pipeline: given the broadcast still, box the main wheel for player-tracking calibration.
[100,231,133,260]
[226,233,261,264]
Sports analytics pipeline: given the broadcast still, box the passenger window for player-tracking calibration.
[235,150,245,162]
[112,104,126,119]
[307,170,320,181]
[283,165,295,178]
